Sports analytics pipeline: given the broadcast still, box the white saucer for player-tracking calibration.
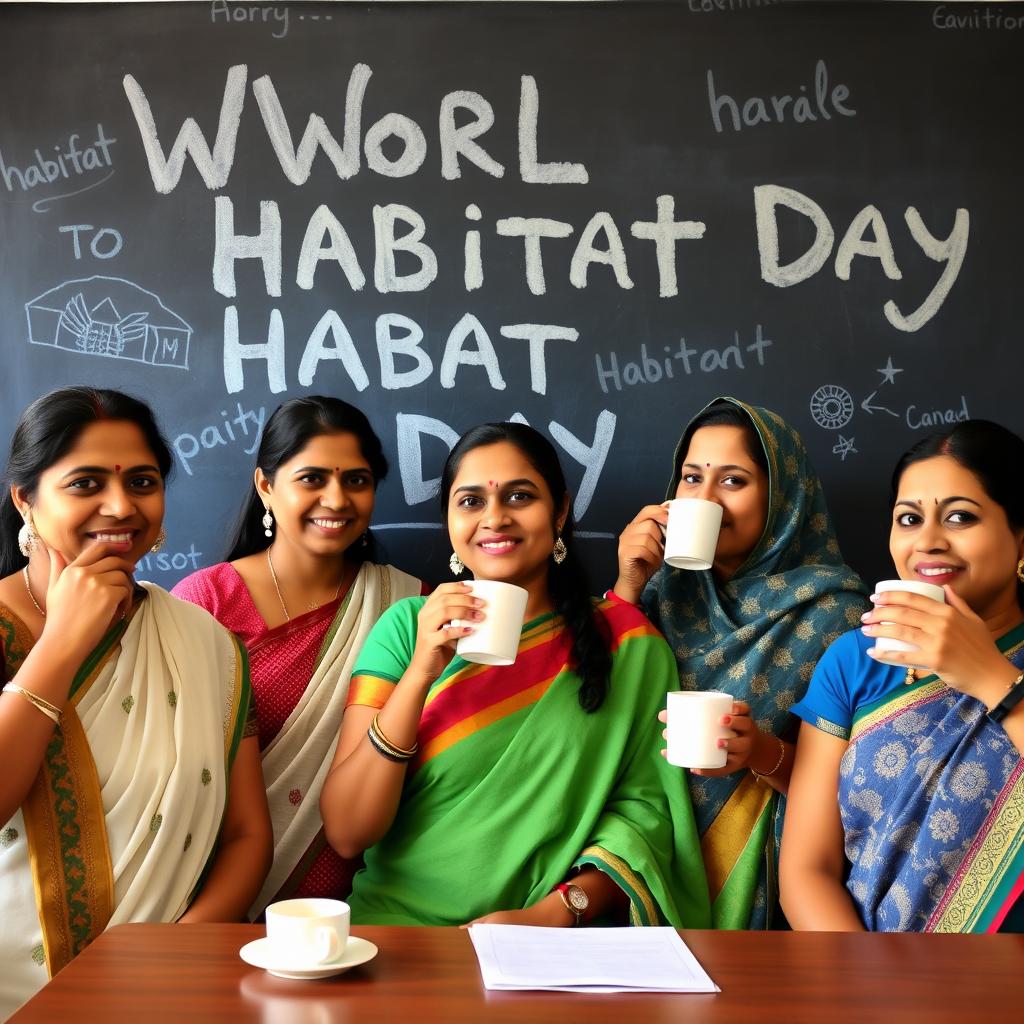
[239,935,378,980]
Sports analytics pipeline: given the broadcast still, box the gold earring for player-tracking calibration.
[151,528,167,554]
[1017,558,1024,584]
[552,535,567,565]
[449,552,464,576]
[17,516,38,558]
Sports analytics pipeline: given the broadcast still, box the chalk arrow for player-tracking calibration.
[861,391,899,417]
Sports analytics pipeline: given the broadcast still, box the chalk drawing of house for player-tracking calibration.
[25,276,192,370]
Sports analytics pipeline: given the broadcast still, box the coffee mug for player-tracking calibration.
[665,690,734,769]
[265,898,349,966]
[455,580,529,666]
[663,499,724,570]
[872,579,945,666]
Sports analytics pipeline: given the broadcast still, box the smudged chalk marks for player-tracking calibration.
[25,276,192,370]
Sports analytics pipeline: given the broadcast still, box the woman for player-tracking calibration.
[0,387,271,1019]
[173,397,420,917]
[781,420,1024,932]
[319,422,710,928]
[613,397,867,928]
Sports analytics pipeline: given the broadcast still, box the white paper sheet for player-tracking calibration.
[468,925,720,993]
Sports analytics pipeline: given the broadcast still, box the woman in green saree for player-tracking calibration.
[320,422,710,928]
[613,398,868,928]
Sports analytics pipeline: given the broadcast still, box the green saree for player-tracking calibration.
[344,596,711,928]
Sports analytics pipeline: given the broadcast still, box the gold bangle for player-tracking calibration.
[751,735,786,780]
[2,682,61,725]
[370,714,418,758]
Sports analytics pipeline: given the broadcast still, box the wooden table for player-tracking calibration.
[10,924,1023,1023]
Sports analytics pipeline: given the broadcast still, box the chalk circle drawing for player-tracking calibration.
[25,276,191,370]
[809,384,854,431]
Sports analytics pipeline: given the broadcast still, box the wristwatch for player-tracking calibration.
[554,882,589,926]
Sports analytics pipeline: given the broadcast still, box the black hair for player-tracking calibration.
[0,386,174,578]
[679,399,769,475]
[891,420,1024,602]
[439,422,612,713]
[889,420,1024,530]
[226,396,388,562]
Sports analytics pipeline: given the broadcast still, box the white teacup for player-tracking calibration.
[872,579,945,667]
[265,898,349,966]
[664,499,724,570]
[456,580,529,666]
[665,690,734,769]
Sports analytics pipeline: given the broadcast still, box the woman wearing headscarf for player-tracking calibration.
[613,397,868,928]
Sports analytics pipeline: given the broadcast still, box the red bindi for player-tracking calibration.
[115,464,121,472]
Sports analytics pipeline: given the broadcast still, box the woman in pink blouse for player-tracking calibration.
[173,396,421,917]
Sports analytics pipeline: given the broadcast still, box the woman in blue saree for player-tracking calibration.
[782,420,1024,932]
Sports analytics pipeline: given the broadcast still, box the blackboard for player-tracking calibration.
[1,0,1021,591]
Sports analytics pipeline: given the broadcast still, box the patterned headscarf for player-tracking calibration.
[645,397,868,843]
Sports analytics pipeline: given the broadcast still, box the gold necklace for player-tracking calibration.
[22,566,45,618]
[265,549,344,622]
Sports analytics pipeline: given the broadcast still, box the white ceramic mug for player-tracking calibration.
[663,499,724,570]
[264,898,349,966]
[872,579,945,666]
[665,690,734,769]
[455,580,529,666]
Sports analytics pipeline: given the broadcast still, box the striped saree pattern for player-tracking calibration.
[345,596,710,928]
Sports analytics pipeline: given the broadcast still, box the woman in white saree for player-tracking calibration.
[0,387,272,1019]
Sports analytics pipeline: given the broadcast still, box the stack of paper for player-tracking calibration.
[468,925,720,993]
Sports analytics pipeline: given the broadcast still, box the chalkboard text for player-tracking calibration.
[210,2,290,38]
[124,64,589,192]
[906,395,969,430]
[173,401,266,474]
[595,324,772,394]
[755,185,969,332]
[932,5,1024,31]
[707,60,855,133]
[0,124,116,193]
[136,543,205,575]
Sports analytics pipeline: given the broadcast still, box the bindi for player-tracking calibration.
[115,464,121,472]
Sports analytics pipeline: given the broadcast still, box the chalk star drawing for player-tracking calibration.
[809,385,854,431]
[877,357,903,386]
[832,435,858,461]
[25,276,191,370]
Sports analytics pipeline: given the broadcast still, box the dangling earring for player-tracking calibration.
[361,531,369,547]
[552,535,567,565]
[1017,558,1024,584]
[449,552,464,576]
[262,507,274,538]
[17,516,37,558]
[151,528,167,553]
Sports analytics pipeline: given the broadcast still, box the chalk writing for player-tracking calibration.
[932,5,1024,30]
[395,410,615,521]
[59,225,123,260]
[0,124,116,196]
[860,391,897,417]
[222,307,579,396]
[689,0,778,10]
[754,185,969,331]
[124,64,588,192]
[810,385,854,431]
[210,3,291,38]
[906,395,969,430]
[172,402,266,475]
[25,277,191,369]
[135,543,204,576]
[595,324,772,394]
[707,60,855,133]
